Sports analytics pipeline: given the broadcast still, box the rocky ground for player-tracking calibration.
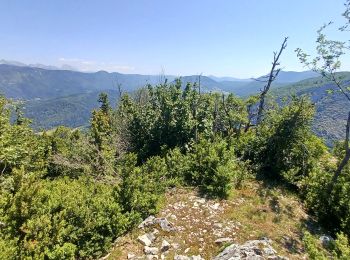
[104,181,315,259]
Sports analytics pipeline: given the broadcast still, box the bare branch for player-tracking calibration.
[257,37,288,125]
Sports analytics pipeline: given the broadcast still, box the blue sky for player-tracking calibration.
[0,0,349,78]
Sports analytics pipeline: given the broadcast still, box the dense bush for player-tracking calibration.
[47,126,92,178]
[187,137,248,198]
[163,137,249,198]
[304,146,350,238]
[116,81,253,161]
[303,231,350,259]
[0,170,128,259]
[117,153,167,223]
[246,97,327,186]
[0,98,48,175]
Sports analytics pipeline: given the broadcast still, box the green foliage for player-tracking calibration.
[117,153,167,222]
[0,97,48,174]
[2,72,350,259]
[117,81,252,161]
[305,161,350,238]
[163,137,249,198]
[164,147,191,186]
[98,92,111,114]
[187,137,248,198]
[332,232,350,259]
[247,97,327,186]
[0,236,18,260]
[303,231,328,260]
[117,81,199,160]
[303,231,350,260]
[0,170,128,259]
[47,126,93,178]
[303,142,350,240]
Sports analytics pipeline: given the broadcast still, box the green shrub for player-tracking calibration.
[186,137,248,198]
[0,98,48,175]
[332,232,350,259]
[303,231,328,260]
[47,126,92,178]
[0,236,17,260]
[117,153,167,223]
[303,231,350,260]
[165,147,192,186]
[0,169,128,259]
[305,166,350,238]
[248,97,327,187]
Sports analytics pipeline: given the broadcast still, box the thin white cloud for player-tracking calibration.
[57,58,135,73]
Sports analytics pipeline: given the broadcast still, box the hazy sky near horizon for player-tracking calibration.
[0,0,349,78]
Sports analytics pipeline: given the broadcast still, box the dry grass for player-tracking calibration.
[106,180,312,259]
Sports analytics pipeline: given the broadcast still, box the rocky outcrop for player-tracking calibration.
[114,189,294,259]
[213,238,288,260]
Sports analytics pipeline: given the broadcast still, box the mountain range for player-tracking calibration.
[0,61,348,146]
[0,62,320,100]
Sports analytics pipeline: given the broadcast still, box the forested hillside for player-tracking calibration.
[272,72,350,146]
[22,90,119,130]
[0,64,175,99]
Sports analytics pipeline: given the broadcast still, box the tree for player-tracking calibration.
[98,92,111,114]
[296,1,350,188]
[256,37,288,125]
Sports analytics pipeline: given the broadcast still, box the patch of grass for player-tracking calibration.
[107,180,317,259]
[223,180,309,258]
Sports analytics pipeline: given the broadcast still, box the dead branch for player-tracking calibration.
[256,37,288,125]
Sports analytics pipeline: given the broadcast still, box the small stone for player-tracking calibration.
[170,214,177,220]
[319,235,333,247]
[263,247,277,255]
[184,248,190,253]
[213,239,283,260]
[213,223,223,229]
[138,233,156,246]
[174,255,191,260]
[144,246,159,255]
[210,203,220,210]
[127,253,136,259]
[161,239,171,252]
[195,198,206,204]
[156,218,176,232]
[138,215,156,228]
[172,243,180,250]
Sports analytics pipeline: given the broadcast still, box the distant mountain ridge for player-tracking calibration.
[0,62,322,100]
[0,59,78,71]
[0,64,176,100]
